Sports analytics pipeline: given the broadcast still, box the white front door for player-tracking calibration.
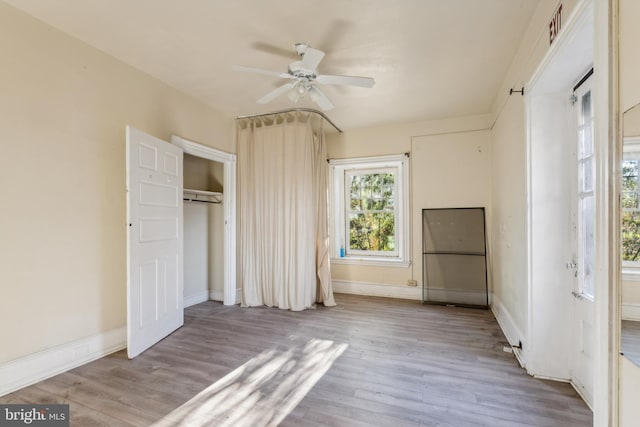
[126,126,184,358]
[569,75,595,407]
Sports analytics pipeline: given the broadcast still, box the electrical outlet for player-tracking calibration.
[407,279,418,287]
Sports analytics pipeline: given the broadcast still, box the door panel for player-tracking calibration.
[127,126,183,358]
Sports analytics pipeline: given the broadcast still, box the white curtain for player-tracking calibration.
[238,112,336,310]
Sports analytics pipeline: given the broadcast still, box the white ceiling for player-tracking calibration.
[5,0,540,130]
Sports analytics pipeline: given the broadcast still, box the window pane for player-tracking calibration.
[623,160,639,189]
[582,91,592,122]
[580,158,593,193]
[579,126,593,158]
[623,192,639,209]
[349,212,395,252]
[582,195,595,297]
[622,211,640,262]
[349,172,395,212]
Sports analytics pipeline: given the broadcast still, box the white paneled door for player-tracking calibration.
[126,126,184,358]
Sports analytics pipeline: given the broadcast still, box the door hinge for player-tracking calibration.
[570,94,578,105]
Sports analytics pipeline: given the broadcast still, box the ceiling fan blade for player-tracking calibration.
[232,65,291,79]
[316,74,375,88]
[256,83,296,104]
[251,41,298,59]
[300,47,325,71]
[309,86,334,111]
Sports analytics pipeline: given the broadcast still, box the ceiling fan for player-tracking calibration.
[232,43,375,111]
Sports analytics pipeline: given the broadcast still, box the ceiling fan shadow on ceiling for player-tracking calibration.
[232,43,375,111]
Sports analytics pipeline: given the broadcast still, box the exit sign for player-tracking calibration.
[549,3,563,45]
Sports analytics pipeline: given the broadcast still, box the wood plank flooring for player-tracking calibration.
[2,294,592,426]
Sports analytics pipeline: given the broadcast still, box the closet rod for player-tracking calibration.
[236,108,342,133]
[183,198,221,205]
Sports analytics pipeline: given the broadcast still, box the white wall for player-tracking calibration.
[0,2,233,366]
[184,203,208,306]
[490,94,528,342]
[326,115,492,297]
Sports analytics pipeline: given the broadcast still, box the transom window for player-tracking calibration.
[329,155,409,267]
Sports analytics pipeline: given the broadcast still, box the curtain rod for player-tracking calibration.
[236,108,343,133]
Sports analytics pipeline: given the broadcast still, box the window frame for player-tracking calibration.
[329,154,410,267]
[622,136,640,279]
[574,79,595,299]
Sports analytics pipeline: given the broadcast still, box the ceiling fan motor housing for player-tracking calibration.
[288,62,317,81]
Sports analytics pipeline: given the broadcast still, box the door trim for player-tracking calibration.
[171,136,237,306]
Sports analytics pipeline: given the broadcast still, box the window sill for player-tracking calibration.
[622,268,640,282]
[330,257,410,268]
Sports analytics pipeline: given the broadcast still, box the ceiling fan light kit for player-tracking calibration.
[233,43,375,111]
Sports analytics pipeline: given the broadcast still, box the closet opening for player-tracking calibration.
[172,135,238,307]
[183,154,225,306]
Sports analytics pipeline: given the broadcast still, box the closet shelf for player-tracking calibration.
[184,188,223,204]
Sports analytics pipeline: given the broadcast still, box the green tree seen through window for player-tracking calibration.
[347,172,396,252]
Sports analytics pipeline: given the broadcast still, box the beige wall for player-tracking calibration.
[184,154,212,190]
[0,2,233,364]
[327,115,492,289]
[621,0,640,114]
[622,280,640,307]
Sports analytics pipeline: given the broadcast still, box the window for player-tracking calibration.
[575,79,595,298]
[329,154,409,267]
[622,137,640,275]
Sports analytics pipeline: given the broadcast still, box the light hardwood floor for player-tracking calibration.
[2,294,592,426]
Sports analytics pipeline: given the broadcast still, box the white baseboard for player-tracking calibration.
[209,289,241,304]
[0,327,126,397]
[184,291,209,308]
[209,289,224,302]
[332,280,421,300]
[622,303,640,321]
[490,292,526,368]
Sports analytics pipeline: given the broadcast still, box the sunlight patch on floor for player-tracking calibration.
[151,338,348,427]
